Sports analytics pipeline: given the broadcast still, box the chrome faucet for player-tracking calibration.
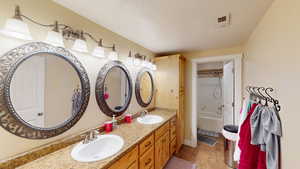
[140,110,149,117]
[83,129,98,144]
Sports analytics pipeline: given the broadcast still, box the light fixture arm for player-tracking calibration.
[83,32,115,49]
[20,14,55,27]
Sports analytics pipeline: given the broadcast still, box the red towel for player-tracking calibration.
[238,103,266,169]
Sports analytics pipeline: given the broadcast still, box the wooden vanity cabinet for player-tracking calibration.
[108,146,138,169]
[107,117,176,169]
[155,55,185,152]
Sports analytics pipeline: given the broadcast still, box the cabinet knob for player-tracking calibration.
[37,112,43,116]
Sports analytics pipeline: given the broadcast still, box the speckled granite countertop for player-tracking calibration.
[16,109,176,169]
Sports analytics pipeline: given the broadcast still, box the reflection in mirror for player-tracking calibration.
[104,67,129,112]
[10,53,81,128]
[135,69,154,107]
[140,72,153,103]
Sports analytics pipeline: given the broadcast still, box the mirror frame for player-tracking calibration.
[135,68,155,107]
[95,60,133,117]
[0,42,90,139]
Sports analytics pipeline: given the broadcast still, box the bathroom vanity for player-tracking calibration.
[14,109,176,169]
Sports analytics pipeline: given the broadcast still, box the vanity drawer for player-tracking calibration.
[139,146,154,169]
[170,117,176,128]
[155,122,170,140]
[170,138,177,155]
[170,125,176,141]
[108,146,138,169]
[140,133,154,155]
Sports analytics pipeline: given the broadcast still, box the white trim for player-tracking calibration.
[184,139,197,148]
[190,54,243,146]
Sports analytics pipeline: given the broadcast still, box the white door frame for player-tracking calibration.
[188,54,242,148]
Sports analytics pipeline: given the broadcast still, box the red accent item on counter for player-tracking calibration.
[104,121,113,133]
[125,114,132,123]
[104,93,109,100]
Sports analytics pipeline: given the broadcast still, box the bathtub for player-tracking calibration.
[198,111,223,133]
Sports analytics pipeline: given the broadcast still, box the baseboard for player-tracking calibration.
[184,139,197,148]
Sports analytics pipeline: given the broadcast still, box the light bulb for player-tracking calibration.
[134,58,141,66]
[45,30,64,47]
[0,18,32,40]
[108,51,118,60]
[72,39,88,53]
[92,46,105,58]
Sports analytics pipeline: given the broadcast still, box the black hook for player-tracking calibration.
[246,86,251,94]
[257,87,268,106]
[253,87,263,104]
[265,87,281,111]
[250,86,259,101]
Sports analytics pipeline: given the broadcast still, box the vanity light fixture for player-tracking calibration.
[136,53,152,69]
[134,53,142,66]
[135,53,157,71]
[1,5,149,60]
[45,21,64,47]
[108,44,118,60]
[125,51,134,65]
[71,31,88,53]
[92,39,105,58]
[150,62,157,71]
[141,56,149,67]
[0,6,32,40]
[148,58,157,70]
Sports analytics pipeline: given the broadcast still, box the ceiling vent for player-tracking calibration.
[217,13,231,28]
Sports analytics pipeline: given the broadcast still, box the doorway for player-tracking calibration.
[196,61,235,140]
[188,54,242,147]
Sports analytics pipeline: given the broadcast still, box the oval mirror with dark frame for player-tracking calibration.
[0,42,90,139]
[95,61,133,117]
[135,68,154,107]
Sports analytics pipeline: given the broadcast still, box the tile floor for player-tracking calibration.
[176,137,232,169]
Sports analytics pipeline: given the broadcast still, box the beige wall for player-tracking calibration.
[184,0,299,167]
[243,0,299,167]
[0,0,154,161]
[183,46,243,141]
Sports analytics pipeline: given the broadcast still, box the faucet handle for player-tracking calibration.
[91,130,98,138]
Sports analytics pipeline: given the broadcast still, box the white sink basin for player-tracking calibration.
[137,115,163,125]
[71,134,124,162]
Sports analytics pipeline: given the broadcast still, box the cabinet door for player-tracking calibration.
[155,55,179,109]
[162,132,170,166]
[108,146,138,169]
[155,55,185,152]
[170,138,177,155]
[155,137,164,169]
